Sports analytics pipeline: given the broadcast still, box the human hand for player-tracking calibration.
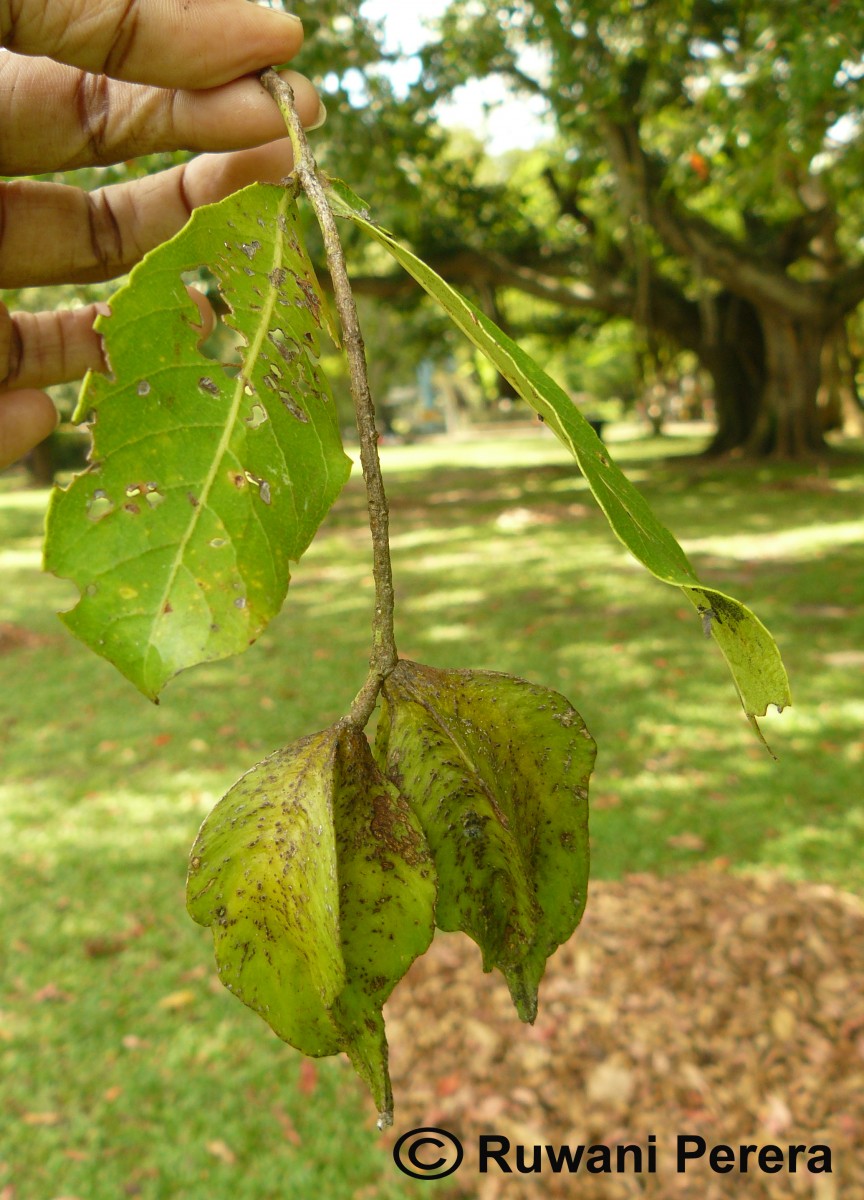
[0,0,325,468]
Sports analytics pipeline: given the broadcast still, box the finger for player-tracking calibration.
[0,390,59,469]
[0,288,214,392]
[1,0,305,90]
[187,287,217,342]
[0,299,107,390]
[0,56,324,173]
[0,136,301,288]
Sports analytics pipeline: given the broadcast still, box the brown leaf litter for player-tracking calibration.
[381,868,864,1198]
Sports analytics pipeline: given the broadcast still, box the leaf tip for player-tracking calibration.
[505,966,539,1024]
[747,714,778,760]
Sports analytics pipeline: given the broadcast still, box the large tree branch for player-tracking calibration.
[543,167,596,235]
[599,115,863,323]
[334,249,625,315]
[333,245,708,357]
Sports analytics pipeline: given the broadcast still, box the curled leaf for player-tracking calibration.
[187,722,436,1125]
[375,660,595,1022]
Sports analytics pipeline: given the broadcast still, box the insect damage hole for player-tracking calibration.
[245,403,268,429]
[267,328,301,365]
[181,267,230,359]
[86,489,114,522]
[243,471,272,505]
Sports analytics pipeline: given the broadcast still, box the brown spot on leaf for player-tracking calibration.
[295,276,322,324]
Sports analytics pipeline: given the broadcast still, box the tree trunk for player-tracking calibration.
[744,310,827,456]
[818,321,864,437]
[700,294,765,455]
[703,348,762,454]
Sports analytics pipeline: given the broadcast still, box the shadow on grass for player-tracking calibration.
[1,433,863,1198]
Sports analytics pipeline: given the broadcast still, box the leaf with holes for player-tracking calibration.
[375,660,595,1023]
[44,183,351,699]
[328,180,791,739]
[187,723,436,1127]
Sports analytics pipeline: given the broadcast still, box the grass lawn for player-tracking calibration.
[1,427,862,1198]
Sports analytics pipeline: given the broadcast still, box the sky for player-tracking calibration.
[355,0,552,154]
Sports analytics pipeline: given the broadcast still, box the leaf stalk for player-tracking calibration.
[260,70,397,727]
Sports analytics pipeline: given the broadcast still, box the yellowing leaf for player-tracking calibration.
[375,660,595,1022]
[187,723,436,1125]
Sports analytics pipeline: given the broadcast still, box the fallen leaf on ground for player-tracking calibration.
[666,832,707,852]
[381,869,864,1199]
[156,989,197,1011]
[298,1060,318,1096]
[271,1105,302,1146]
[32,984,72,1003]
[206,1140,237,1165]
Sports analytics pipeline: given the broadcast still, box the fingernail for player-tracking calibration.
[281,11,303,25]
[306,100,327,132]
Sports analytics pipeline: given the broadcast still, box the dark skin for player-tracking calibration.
[0,0,325,467]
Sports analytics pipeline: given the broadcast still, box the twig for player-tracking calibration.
[259,70,397,728]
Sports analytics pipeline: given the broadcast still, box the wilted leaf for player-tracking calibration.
[328,181,791,735]
[186,723,436,1124]
[44,184,351,699]
[375,660,594,1022]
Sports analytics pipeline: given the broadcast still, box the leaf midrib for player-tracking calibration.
[146,193,291,668]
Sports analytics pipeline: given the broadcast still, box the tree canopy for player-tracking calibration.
[7,0,864,458]
[315,0,864,457]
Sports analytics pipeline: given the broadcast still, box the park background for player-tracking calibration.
[2,1,864,1196]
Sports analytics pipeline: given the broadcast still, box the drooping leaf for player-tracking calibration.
[44,183,351,699]
[327,180,791,733]
[186,723,436,1126]
[683,585,791,750]
[375,660,594,1023]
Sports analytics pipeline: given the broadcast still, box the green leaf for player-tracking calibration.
[187,723,436,1126]
[328,180,791,731]
[375,660,594,1023]
[683,585,791,751]
[44,183,351,699]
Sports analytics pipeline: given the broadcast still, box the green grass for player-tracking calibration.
[1,428,863,1198]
